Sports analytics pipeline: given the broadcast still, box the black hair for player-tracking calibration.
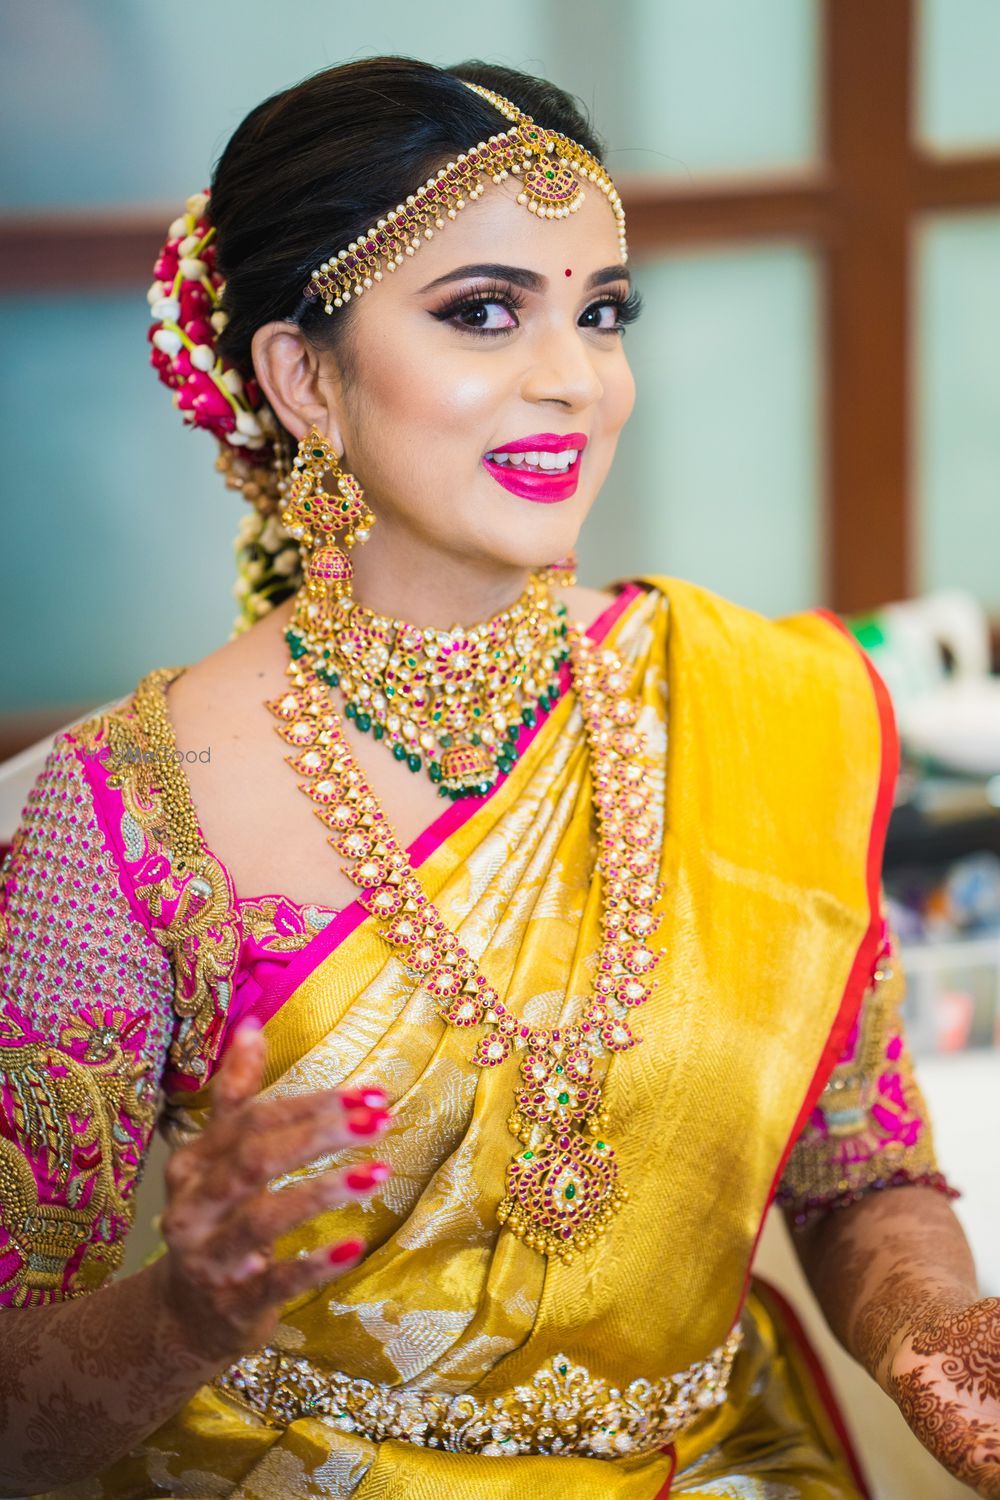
[210,56,606,384]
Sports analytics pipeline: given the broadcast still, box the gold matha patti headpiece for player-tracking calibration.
[302,82,627,314]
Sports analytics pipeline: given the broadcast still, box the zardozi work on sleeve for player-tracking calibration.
[0,732,176,1306]
[778,919,959,1226]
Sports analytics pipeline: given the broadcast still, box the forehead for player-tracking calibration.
[384,179,627,294]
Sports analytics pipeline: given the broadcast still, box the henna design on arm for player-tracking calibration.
[892,1365,1000,1498]
[791,1186,1000,1494]
[908,1298,1000,1405]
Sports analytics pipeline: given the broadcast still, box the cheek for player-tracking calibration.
[357,331,510,446]
[600,355,636,435]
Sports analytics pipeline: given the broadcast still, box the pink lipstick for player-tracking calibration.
[482,432,588,503]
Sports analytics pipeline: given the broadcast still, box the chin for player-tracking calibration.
[480,528,583,575]
[478,508,589,569]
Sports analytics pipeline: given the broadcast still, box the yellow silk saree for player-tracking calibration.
[30,575,897,1498]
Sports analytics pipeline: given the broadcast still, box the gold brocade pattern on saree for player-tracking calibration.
[215,1328,743,1457]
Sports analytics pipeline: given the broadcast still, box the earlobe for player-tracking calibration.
[250,321,345,450]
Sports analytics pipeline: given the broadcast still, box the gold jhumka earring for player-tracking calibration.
[281,427,375,601]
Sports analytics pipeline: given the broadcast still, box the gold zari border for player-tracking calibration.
[215,1327,743,1457]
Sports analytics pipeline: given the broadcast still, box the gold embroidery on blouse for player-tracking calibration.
[240,895,340,953]
[0,1010,157,1304]
[215,1328,743,1455]
[779,931,943,1220]
[817,947,894,1139]
[74,671,242,1078]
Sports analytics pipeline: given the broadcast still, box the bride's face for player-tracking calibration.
[313,177,638,574]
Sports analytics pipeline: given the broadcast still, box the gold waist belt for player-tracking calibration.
[215,1326,743,1458]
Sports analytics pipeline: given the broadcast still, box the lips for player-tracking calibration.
[489,432,588,455]
[482,432,587,504]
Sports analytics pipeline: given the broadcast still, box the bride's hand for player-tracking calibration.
[886,1294,1000,1497]
[155,1018,393,1365]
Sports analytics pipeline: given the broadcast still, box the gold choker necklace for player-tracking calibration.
[286,574,570,799]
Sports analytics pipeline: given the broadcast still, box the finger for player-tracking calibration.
[198,1083,390,1165]
[261,1236,368,1307]
[177,1103,395,1232]
[211,1018,267,1115]
[204,1161,392,1270]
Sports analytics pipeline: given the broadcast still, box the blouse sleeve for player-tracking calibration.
[777,915,960,1228]
[0,731,176,1306]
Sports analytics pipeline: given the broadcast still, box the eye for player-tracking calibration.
[430,281,527,337]
[578,289,643,336]
[580,302,621,331]
[453,298,519,332]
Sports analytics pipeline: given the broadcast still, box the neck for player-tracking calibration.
[346,528,534,629]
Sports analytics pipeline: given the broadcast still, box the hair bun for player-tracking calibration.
[146,189,278,458]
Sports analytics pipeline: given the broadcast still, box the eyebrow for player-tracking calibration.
[417,262,631,294]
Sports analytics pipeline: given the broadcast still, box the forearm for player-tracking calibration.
[0,1256,225,1497]
[788,1183,979,1389]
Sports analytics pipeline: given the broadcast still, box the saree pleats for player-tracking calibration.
[67,576,894,1498]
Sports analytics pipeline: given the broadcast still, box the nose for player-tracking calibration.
[518,324,605,412]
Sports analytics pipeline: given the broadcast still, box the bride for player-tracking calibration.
[0,55,996,1500]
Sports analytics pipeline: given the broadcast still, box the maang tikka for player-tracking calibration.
[281,426,375,599]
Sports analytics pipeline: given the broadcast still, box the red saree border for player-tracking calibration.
[235,581,647,1041]
[738,610,900,1309]
[651,1446,678,1498]
[752,1276,874,1499]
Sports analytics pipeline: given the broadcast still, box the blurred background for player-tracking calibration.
[2,2,1000,1496]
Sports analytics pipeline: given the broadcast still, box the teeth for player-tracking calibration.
[485,447,580,472]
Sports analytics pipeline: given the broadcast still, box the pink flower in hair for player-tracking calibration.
[147,188,275,462]
[183,317,214,348]
[179,282,212,322]
[176,371,233,426]
[173,348,194,381]
[154,238,182,284]
[147,325,178,384]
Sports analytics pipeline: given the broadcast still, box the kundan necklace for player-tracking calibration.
[266,585,663,1264]
[285,572,570,800]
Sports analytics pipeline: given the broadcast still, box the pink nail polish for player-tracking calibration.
[339,1086,389,1111]
[346,1106,393,1137]
[328,1238,365,1265]
[345,1162,391,1192]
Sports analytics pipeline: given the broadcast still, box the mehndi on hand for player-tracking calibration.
[887,1294,1000,1498]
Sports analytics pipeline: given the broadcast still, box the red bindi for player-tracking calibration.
[564,268,573,277]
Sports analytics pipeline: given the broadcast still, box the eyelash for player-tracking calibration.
[431,281,643,337]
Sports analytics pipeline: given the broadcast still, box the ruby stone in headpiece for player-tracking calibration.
[302,83,628,315]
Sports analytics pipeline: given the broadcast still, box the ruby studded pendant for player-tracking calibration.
[266,610,664,1264]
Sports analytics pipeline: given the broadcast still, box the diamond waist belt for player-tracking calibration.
[215,1326,743,1458]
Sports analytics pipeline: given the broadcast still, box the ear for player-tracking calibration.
[250,321,347,453]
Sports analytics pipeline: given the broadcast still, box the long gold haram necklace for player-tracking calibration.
[266,592,663,1264]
